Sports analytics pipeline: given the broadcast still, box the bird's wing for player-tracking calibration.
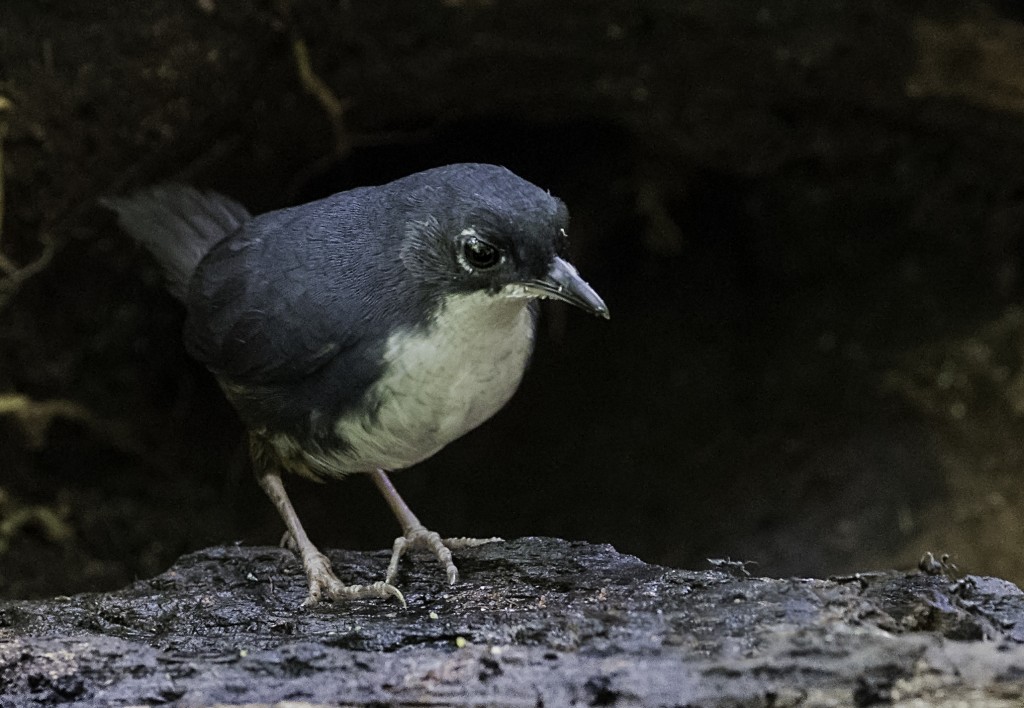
[181,208,386,389]
[185,279,356,386]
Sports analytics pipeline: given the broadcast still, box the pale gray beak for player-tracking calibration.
[521,256,609,319]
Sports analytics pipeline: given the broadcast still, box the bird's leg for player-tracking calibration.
[255,467,405,607]
[370,469,501,586]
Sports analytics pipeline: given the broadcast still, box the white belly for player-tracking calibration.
[288,291,535,475]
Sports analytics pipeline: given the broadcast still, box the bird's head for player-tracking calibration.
[396,164,608,319]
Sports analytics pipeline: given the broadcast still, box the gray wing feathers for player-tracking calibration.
[102,185,251,300]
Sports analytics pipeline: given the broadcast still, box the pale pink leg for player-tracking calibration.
[258,468,405,607]
[370,469,501,586]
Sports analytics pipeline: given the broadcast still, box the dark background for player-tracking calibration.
[3,1,1024,598]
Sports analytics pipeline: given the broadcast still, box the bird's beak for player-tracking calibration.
[521,256,610,319]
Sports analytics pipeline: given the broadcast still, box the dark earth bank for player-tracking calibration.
[4,0,1024,672]
[5,537,1024,706]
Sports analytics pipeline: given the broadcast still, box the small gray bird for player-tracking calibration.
[104,163,608,607]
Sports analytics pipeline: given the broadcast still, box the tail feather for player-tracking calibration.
[101,184,250,300]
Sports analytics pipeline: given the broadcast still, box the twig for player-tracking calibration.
[290,33,350,158]
[0,393,133,452]
[0,393,183,481]
[271,0,357,200]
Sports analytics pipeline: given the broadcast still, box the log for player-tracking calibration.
[3,538,1024,706]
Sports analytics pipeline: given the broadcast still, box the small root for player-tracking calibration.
[0,486,74,556]
[0,393,133,452]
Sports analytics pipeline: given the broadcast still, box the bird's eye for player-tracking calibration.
[461,236,501,270]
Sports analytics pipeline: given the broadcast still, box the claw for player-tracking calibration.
[300,550,406,608]
[368,468,501,592]
[385,526,502,587]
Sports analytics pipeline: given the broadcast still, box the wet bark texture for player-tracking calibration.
[3,538,1024,706]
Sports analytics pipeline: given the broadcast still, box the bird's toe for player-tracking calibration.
[386,526,502,587]
[298,550,406,608]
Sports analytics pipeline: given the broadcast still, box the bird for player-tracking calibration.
[103,163,608,607]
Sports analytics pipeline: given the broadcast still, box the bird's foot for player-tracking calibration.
[301,549,406,608]
[385,524,502,586]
